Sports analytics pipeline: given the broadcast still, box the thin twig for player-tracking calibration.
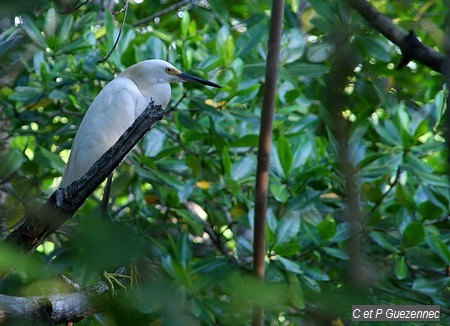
[59,0,90,14]
[423,214,450,225]
[132,0,193,27]
[100,173,113,220]
[165,90,188,114]
[98,0,129,63]
[363,166,402,220]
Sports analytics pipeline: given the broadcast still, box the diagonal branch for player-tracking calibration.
[347,0,449,74]
[1,100,165,279]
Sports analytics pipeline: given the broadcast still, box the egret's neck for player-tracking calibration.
[121,75,171,111]
[139,82,171,108]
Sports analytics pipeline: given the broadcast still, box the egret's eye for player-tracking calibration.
[165,67,181,76]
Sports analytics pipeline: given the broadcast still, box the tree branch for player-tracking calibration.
[347,0,449,74]
[1,100,165,278]
[0,268,128,324]
[132,0,194,27]
[252,0,284,325]
[98,0,129,63]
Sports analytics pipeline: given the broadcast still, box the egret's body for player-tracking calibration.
[60,59,220,188]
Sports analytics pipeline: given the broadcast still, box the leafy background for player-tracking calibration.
[0,0,449,324]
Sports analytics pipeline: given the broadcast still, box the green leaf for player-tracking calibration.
[317,215,336,240]
[395,184,415,209]
[21,15,47,48]
[267,208,278,234]
[309,0,335,22]
[231,156,255,181]
[48,89,67,100]
[305,42,334,62]
[288,273,305,309]
[224,177,240,195]
[235,18,266,57]
[372,121,401,146]
[277,256,303,275]
[230,134,259,147]
[176,110,206,132]
[427,235,450,265]
[192,257,232,275]
[44,7,58,36]
[270,181,290,203]
[285,62,329,78]
[394,256,409,280]
[414,169,449,188]
[58,14,74,45]
[9,86,42,103]
[412,277,450,296]
[372,77,398,107]
[146,36,167,60]
[161,255,191,287]
[356,35,392,62]
[300,275,321,292]
[277,136,293,177]
[405,248,444,270]
[37,146,66,172]
[273,242,302,256]
[143,129,166,157]
[303,265,329,281]
[330,223,352,242]
[320,247,349,260]
[369,231,399,253]
[177,232,192,269]
[276,211,301,245]
[216,26,234,64]
[181,11,190,38]
[402,221,425,248]
[280,28,305,64]
[0,148,23,179]
[292,135,314,169]
[222,147,232,176]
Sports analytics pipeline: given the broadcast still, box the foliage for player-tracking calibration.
[0,0,449,324]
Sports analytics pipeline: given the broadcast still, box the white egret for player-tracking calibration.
[60,59,220,188]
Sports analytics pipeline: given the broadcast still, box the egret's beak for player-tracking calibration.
[179,72,221,88]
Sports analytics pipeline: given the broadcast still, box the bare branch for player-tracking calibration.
[252,0,285,324]
[347,0,449,74]
[1,101,165,278]
[0,268,128,324]
[59,0,90,14]
[363,167,402,220]
[98,0,129,64]
[132,0,194,27]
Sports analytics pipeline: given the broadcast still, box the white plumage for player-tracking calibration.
[60,59,220,188]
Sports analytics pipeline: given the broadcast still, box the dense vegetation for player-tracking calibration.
[0,0,449,324]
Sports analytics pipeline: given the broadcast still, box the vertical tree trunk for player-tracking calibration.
[252,0,284,325]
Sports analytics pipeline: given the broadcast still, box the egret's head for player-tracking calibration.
[120,59,221,89]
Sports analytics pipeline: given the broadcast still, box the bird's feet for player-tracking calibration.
[102,271,132,294]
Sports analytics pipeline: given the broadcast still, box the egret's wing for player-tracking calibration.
[60,78,143,187]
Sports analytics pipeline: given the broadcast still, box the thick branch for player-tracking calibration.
[0,269,127,324]
[347,0,449,74]
[1,101,165,277]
